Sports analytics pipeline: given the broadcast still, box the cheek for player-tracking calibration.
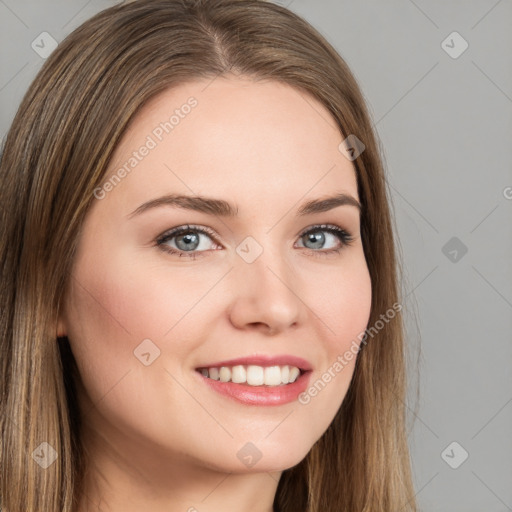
[65,250,201,345]
[298,252,372,406]
[309,252,372,353]
[62,243,228,386]
[294,266,371,431]
[61,251,205,438]
[333,272,372,351]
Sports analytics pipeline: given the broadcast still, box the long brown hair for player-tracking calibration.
[0,1,418,510]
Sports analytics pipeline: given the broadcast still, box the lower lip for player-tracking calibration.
[195,370,312,406]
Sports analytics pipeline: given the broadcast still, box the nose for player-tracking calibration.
[228,247,305,335]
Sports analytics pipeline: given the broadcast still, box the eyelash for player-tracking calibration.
[155,223,355,260]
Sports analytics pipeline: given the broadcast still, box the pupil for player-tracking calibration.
[177,232,199,251]
[306,231,324,249]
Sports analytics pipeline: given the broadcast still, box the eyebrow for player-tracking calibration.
[128,192,361,219]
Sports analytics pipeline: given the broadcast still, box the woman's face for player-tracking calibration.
[58,76,372,477]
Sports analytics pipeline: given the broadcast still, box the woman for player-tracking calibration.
[0,0,417,510]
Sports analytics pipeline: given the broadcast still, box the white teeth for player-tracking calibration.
[219,367,231,382]
[231,365,246,383]
[199,364,303,386]
[264,366,282,386]
[246,365,264,385]
[288,366,300,383]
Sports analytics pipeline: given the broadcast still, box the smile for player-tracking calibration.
[196,364,303,387]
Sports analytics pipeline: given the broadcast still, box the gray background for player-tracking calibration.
[1,1,511,510]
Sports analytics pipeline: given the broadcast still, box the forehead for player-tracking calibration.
[102,76,359,215]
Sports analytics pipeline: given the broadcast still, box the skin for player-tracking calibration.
[58,76,372,512]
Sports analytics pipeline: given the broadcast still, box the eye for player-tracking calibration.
[156,224,220,259]
[295,224,355,257]
[155,223,355,260]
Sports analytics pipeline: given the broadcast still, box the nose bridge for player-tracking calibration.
[238,228,294,287]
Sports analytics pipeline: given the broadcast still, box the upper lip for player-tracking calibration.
[196,354,313,372]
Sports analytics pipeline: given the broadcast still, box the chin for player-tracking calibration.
[221,439,312,474]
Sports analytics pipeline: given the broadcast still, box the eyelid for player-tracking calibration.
[157,223,353,242]
[155,224,219,245]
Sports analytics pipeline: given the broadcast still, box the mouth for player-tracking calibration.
[194,363,313,406]
[195,364,308,387]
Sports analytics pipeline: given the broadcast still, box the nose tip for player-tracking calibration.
[228,260,303,335]
[233,272,300,325]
